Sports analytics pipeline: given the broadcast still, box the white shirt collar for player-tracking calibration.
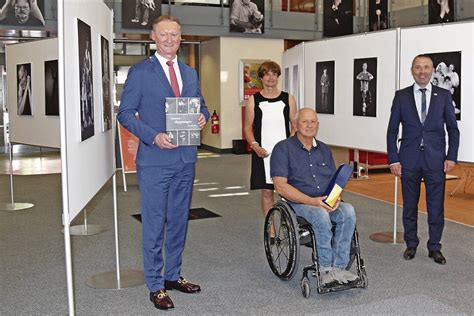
[414,82,432,93]
[155,52,178,68]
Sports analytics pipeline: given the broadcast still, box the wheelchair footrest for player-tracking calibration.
[317,278,366,294]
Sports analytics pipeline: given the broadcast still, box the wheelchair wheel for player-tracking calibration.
[300,276,311,298]
[346,232,357,270]
[264,201,300,280]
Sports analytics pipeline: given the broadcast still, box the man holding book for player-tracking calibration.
[270,108,357,286]
[118,15,209,311]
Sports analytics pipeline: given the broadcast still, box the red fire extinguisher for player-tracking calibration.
[211,110,219,134]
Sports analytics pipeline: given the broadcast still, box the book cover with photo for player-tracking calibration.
[165,97,201,146]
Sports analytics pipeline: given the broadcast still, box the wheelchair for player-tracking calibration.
[263,200,368,298]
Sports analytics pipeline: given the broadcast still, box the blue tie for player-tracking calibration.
[420,88,427,124]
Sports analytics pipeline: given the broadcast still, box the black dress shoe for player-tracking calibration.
[165,277,201,294]
[150,289,174,310]
[429,251,446,265]
[403,247,416,260]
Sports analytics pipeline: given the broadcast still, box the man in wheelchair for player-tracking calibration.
[270,108,358,286]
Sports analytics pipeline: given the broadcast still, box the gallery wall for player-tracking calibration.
[301,29,398,153]
[286,21,474,164]
[62,0,115,221]
[6,38,60,148]
[282,42,305,108]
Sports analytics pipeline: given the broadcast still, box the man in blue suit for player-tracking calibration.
[387,54,459,265]
[118,15,209,310]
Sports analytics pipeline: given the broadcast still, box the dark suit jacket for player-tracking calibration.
[117,55,210,167]
[387,85,459,171]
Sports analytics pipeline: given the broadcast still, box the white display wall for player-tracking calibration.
[6,38,60,148]
[400,22,474,163]
[61,0,114,221]
[282,42,305,108]
[284,21,474,163]
[302,29,398,153]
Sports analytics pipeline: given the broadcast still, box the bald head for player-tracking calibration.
[296,108,319,139]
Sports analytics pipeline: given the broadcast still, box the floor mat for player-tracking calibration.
[131,208,221,222]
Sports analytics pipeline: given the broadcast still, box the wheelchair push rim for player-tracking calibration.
[264,201,300,280]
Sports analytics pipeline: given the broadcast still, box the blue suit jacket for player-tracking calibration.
[118,55,210,167]
[387,85,459,171]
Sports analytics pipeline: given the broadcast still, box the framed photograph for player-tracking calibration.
[369,0,388,31]
[230,0,265,34]
[428,51,461,120]
[239,59,264,104]
[315,61,335,115]
[100,36,112,131]
[323,0,353,37]
[77,19,94,141]
[44,60,59,116]
[0,0,45,27]
[429,0,455,24]
[17,63,32,116]
[353,57,377,117]
[122,0,162,30]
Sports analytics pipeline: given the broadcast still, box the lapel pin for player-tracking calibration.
[433,93,438,96]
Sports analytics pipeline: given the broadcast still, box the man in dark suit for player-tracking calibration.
[118,15,209,310]
[387,54,459,265]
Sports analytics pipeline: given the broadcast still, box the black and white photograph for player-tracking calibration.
[100,36,112,131]
[165,98,177,114]
[78,19,94,141]
[315,60,335,114]
[122,0,161,30]
[0,0,45,27]
[428,51,461,120]
[292,64,299,105]
[188,98,200,114]
[178,130,189,145]
[369,0,388,31]
[44,60,59,116]
[177,98,188,113]
[167,130,177,145]
[189,130,200,145]
[353,57,377,117]
[429,0,455,24]
[284,67,289,92]
[230,0,264,34]
[17,63,32,116]
[323,0,353,37]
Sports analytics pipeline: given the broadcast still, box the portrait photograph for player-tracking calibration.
[230,0,265,34]
[369,0,388,31]
[17,63,32,116]
[0,0,45,27]
[100,36,112,131]
[353,57,377,117]
[44,60,59,116]
[428,51,461,120]
[122,0,162,30]
[429,0,455,24]
[188,98,200,114]
[78,19,95,141]
[323,0,353,37]
[168,130,177,145]
[315,61,335,115]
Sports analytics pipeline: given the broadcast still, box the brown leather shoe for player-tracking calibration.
[149,289,174,310]
[165,277,201,294]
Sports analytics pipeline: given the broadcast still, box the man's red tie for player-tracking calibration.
[166,60,180,97]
